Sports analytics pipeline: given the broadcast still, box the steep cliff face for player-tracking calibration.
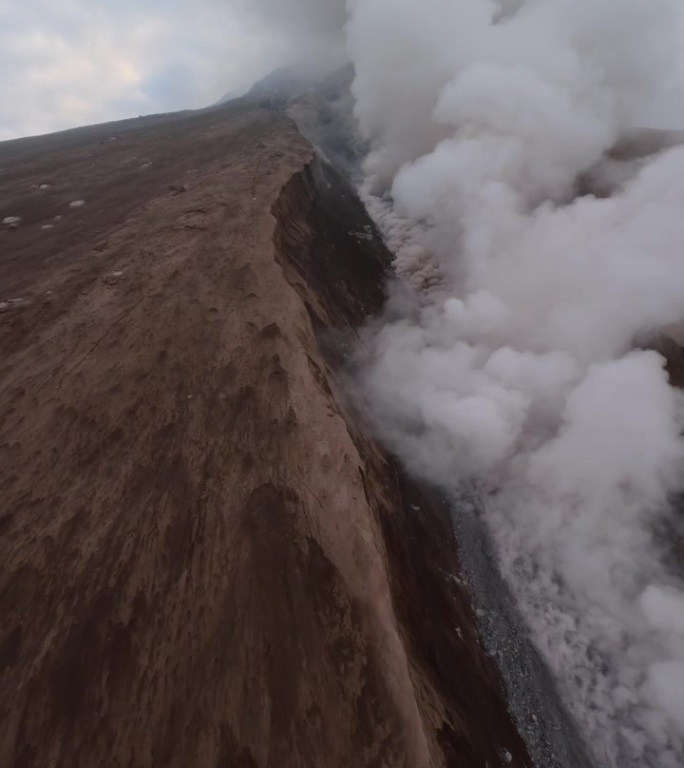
[271,156,532,767]
[0,102,528,767]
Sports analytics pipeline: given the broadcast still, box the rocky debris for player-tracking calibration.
[0,297,25,313]
[2,216,21,229]
[102,270,125,285]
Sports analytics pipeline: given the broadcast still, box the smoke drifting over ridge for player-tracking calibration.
[236,0,347,73]
[246,1,684,765]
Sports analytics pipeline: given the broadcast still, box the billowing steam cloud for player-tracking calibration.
[352,2,684,764]
[245,1,684,765]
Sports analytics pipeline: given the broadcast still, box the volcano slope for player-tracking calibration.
[0,101,530,768]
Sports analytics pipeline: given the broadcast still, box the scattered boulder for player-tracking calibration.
[0,298,25,313]
[102,271,125,285]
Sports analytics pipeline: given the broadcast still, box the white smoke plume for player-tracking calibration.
[242,1,684,765]
[349,2,684,764]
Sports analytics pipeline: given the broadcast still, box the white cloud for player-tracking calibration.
[0,0,283,139]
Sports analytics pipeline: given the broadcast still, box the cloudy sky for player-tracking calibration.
[0,0,291,140]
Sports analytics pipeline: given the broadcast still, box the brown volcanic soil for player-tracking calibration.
[0,103,530,768]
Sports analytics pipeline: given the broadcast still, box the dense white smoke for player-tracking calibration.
[243,0,684,765]
[348,2,684,765]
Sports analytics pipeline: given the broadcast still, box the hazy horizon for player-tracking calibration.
[0,1,292,141]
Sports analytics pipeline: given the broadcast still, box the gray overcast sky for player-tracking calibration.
[0,0,289,140]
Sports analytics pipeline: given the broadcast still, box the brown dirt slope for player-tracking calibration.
[0,103,529,768]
